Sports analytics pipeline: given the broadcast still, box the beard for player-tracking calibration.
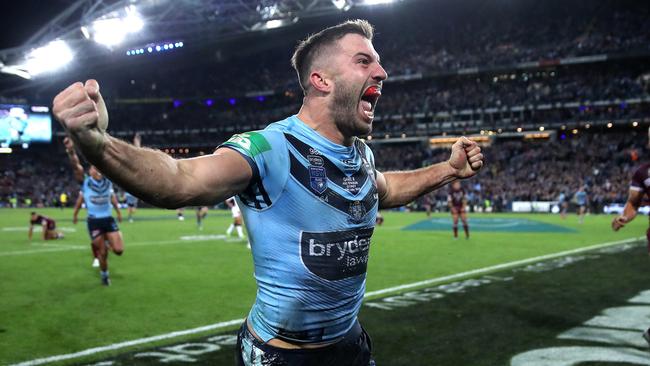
[330,78,372,138]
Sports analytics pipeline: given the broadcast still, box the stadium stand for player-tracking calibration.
[2,0,649,214]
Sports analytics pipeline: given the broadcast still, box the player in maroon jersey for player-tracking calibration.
[28,212,64,240]
[612,161,650,347]
[448,181,470,239]
[612,162,650,254]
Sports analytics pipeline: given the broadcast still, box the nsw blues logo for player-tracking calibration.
[348,200,367,224]
[309,166,327,194]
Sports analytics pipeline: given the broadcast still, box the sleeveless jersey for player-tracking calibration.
[81,175,114,219]
[221,115,378,344]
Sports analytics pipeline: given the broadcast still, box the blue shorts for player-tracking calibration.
[87,217,119,240]
[236,320,375,366]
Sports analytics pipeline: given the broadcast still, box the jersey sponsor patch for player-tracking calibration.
[300,227,374,281]
[225,131,271,157]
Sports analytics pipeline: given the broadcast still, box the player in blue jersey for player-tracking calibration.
[53,19,484,365]
[65,137,123,285]
[574,185,588,224]
[125,191,138,223]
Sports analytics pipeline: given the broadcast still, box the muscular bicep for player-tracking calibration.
[376,170,389,208]
[175,147,253,206]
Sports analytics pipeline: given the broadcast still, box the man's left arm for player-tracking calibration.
[111,194,122,223]
[377,137,483,209]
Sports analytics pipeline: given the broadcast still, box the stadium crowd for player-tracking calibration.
[94,0,649,100]
[88,62,650,145]
[2,0,649,216]
[2,129,646,215]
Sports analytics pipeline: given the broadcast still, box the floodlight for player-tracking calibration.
[19,40,73,76]
[80,26,91,39]
[93,18,128,47]
[332,0,352,10]
[88,5,144,48]
[265,20,284,29]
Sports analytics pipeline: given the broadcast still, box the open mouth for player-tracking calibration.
[359,85,381,120]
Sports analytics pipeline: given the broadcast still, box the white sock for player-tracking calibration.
[226,224,234,236]
[236,226,244,238]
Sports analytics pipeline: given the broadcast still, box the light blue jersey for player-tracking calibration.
[575,191,587,206]
[221,115,378,344]
[81,175,114,219]
[125,192,138,205]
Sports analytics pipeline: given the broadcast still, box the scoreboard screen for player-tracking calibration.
[0,104,52,146]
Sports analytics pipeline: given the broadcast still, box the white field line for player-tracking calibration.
[9,319,245,366]
[10,236,643,366]
[364,236,643,298]
[0,237,241,257]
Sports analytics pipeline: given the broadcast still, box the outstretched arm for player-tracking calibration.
[72,193,84,225]
[64,137,85,183]
[53,80,253,208]
[28,224,34,240]
[612,189,643,231]
[377,137,483,209]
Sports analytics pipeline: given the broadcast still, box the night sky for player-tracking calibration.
[1,0,71,50]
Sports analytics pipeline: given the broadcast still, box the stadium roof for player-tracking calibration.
[0,0,406,82]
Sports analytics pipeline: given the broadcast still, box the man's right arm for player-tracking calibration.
[53,80,253,208]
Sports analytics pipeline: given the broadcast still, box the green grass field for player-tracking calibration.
[1,208,647,365]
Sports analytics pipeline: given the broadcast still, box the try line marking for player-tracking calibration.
[10,236,643,366]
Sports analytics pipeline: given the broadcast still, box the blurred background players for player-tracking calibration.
[196,206,208,230]
[59,191,68,210]
[574,185,588,224]
[28,212,64,240]
[558,190,569,219]
[125,191,138,223]
[65,138,124,285]
[225,197,245,240]
[449,181,470,239]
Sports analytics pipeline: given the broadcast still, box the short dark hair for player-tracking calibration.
[291,19,374,94]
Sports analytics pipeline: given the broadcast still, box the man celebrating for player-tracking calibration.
[65,137,124,285]
[53,19,483,365]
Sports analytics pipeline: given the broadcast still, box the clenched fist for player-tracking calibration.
[448,136,484,179]
[52,79,109,157]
